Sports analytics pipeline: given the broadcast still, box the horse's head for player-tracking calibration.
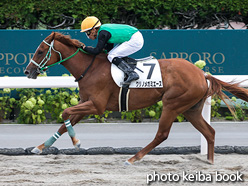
[24,32,62,79]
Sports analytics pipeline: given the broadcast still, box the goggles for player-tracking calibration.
[85,20,100,38]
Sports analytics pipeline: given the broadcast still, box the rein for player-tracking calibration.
[31,40,96,82]
[40,47,83,71]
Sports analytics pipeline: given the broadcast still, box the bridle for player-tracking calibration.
[30,40,63,74]
[30,39,96,82]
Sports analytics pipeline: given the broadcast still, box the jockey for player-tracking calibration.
[80,16,144,86]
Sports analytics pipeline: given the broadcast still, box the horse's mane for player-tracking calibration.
[53,32,85,48]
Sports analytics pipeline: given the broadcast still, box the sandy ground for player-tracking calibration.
[0,154,247,186]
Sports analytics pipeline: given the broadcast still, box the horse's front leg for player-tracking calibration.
[61,100,99,148]
[32,100,98,154]
[31,114,85,154]
[62,100,99,120]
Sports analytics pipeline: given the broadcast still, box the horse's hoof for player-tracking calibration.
[74,140,81,149]
[208,159,214,165]
[31,147,42,154]
[124,160,132,166]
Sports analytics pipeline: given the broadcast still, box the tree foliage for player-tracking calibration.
[0,0,248,29]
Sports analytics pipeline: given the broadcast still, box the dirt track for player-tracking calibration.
[0,154,247,186]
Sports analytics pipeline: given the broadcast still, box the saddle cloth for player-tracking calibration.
[111,56,163,88]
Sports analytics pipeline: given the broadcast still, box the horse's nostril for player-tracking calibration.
[24,70,30,75]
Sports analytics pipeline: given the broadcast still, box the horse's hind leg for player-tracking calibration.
[183,100,215,164]
[127,108,177,164]
[31,114,84,154]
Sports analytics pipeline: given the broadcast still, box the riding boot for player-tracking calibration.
[113,57,139,86]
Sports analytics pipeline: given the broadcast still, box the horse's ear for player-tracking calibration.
[45,32,56,43]
[51,32,56,40]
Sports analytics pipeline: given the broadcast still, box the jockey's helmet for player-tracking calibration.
[81,16,101,32]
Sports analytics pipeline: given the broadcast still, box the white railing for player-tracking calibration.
[1,75,248,154]
[0,76,78,88]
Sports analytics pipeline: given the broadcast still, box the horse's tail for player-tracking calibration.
[205,74,248,117]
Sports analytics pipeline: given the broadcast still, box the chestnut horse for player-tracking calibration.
[25,32,248,164]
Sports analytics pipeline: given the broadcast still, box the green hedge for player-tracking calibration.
[1,86,248,124]
[0,0,248,29]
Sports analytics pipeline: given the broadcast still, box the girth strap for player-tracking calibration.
[119,86,130,112]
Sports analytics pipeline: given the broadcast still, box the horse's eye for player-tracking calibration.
[38,50,43,55]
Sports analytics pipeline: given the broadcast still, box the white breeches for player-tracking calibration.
[107,31,144,62]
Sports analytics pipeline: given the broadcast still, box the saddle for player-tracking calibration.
[111,56,163,111]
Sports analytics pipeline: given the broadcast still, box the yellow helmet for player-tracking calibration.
[80,16,101,32]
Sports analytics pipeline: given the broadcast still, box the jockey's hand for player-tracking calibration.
[102,49,108,54]
[81,45,86,50]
